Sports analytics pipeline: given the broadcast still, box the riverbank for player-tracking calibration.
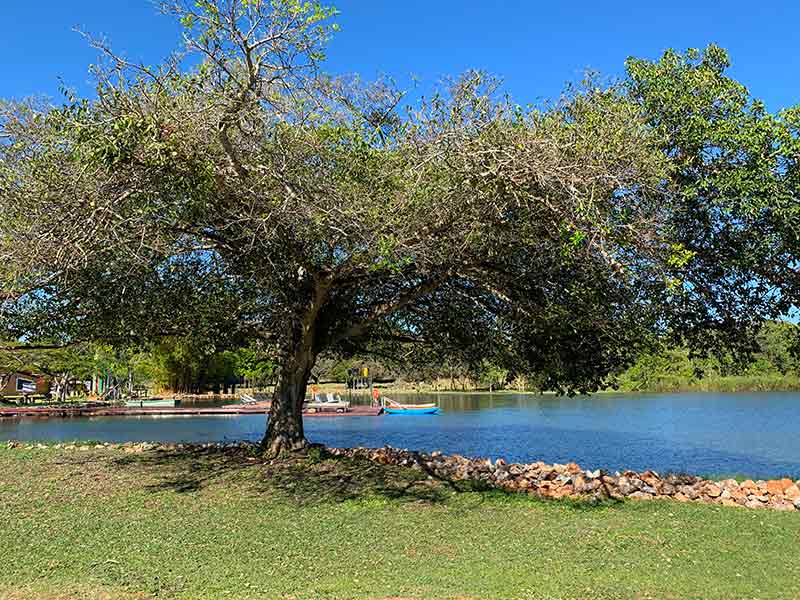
[2,444,798,599]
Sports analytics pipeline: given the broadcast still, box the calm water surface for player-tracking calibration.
[2,392,799,478]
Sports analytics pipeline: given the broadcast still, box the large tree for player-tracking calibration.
[1,1,797,454]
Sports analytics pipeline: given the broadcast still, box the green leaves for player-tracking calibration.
[625,44,799,360]
[666,243,696,269]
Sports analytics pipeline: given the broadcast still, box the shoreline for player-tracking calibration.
[0,402,381,419]
[315,381,800,395]
[4,385,798,411]
[7,440,800,512]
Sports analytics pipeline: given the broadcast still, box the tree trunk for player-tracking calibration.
[262,348,315,456]
[262,274,331,456]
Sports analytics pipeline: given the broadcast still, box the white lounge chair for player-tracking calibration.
[304,397,351,412]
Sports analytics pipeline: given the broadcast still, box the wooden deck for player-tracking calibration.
[0,403,383,419]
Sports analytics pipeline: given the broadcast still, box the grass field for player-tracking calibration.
[1,445,799,600]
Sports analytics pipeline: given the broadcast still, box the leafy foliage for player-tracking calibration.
[0,3,797,448]
[627,45,800,360]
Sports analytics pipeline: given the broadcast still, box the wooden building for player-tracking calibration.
[0,371,50,398]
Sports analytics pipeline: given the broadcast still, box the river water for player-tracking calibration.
[2,392,799,478]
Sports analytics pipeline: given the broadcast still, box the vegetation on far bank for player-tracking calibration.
[3,321,800,400]
[0,445,798,600]
[290,320,800,394]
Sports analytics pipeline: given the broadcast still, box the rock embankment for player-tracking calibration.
[6,440,799,511]
[328,446,800,512]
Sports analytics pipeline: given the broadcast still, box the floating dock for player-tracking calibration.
[0,403,383,419]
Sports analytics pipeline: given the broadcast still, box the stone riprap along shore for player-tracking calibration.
[6,441,800,512]
[327,446,800,512]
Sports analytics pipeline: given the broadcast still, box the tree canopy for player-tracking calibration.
[1,1,797,453]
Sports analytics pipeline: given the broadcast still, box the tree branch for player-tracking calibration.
[329,274,448,345]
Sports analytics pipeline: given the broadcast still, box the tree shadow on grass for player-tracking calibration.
[110,445,263,494]
[108,446,622,511]
[254,451,453,505]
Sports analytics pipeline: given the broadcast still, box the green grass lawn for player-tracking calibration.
[1,446,799,600]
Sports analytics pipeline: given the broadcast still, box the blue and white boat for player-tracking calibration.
[383,398,440,415]
[384,405,440,415]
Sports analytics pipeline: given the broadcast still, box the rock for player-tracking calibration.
[536,481,556,496]
[660,483,676,496]
[617,477,636,495]
[584,479,602,493]
[745,499,767,509]
[629,491,653,501]
[665,474,695,486]
[512,477,530,491]
[730,489,748,505]
[770,500,795,512]
[740,480,758,492]
[766,478,794,495]
[784,485,800,501]
[641,471,661,487]
[794,497,800,510]
[542,468,558,481]
[641,485,658,495]
[551,484,574,498]
[720,498,739,507]
[673,492,690,502]
[704,483,722,498]
[565,462,582,474]
[631,478,646,491]
[678,485,700,500]
[508,464,524,476]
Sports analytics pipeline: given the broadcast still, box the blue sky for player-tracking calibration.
[1,1,798,112]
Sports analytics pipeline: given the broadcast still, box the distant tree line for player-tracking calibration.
[2,320,797,399]
[312,320,800,393]
[614,321,800,393]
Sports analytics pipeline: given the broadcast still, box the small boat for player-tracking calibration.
[384,398,437,409]
[384,405,440,415]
